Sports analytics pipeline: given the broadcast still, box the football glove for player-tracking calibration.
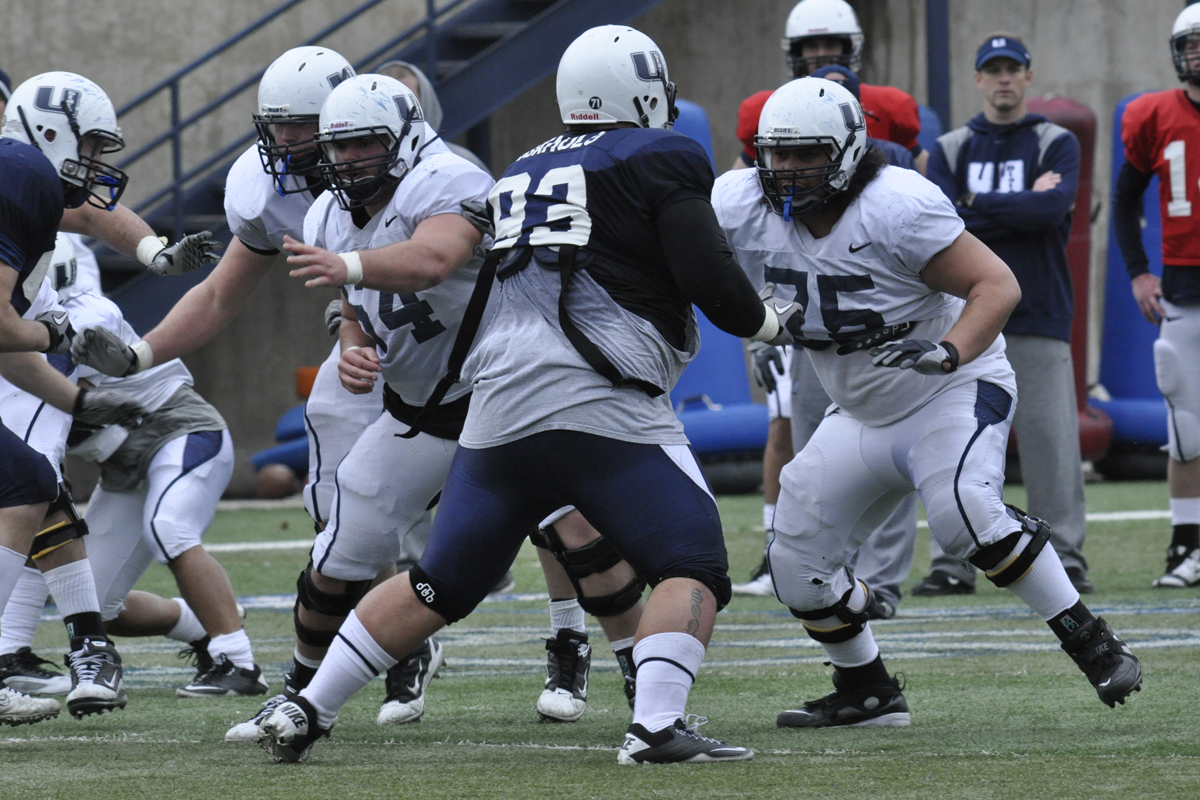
[70,327,139,377]
[324,299,343,336]
[146,231,223,276]
[36,309,75,354]
[460,200,495,238]
[747,341,784,393]
[834,321,917,355]
[72,387,146,427]
[869,339,959,375]
[758,283,800,347]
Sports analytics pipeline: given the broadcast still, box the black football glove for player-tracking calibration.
[747,341,784,393]
[72,387,146,427]
[869,339,959,375]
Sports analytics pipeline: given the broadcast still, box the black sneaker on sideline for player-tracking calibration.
[1065,566,1095,595]
[911,570,975,597]
[377,637,444,725]
[1061,617,1142,707]
[176,654,269,698]
[618,717,753,764]
[537,629,590,722]
[777,671,910,728]
[0,647,72,695]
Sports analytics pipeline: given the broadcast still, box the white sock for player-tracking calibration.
[165,597,207,643]
[42,559,101,618]
[293,649,323,670]
[209,629,255,669]
[0,546,29,623]
[0,567,48,654]
[763,503,776,541]
[1170,496,1200,526]
[610,636,635,653]
[1007,545,1081,620]
[632,632,705,733]
[549,598,585,636]
[822,625,880,668]
[300,610,398,729]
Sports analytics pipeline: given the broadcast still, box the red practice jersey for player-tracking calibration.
[1123,88,1200,266]
[736,83,921,161]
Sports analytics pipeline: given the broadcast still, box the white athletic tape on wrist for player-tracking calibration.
[131,340,154,374]
[341,251,364,286]
[750,302,781,343]
[136,235,168,266]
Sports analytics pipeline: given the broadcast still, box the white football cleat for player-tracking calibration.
[257,696,333,763]
[0,683,61,726]
[226,693,288,742]
[1153,547,1200,588]
[377,637,444,725]
[536,629,589,723]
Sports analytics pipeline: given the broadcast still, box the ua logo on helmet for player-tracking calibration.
[630,51,666,82]
[34,86,82,116]
[415,582,435,604]
[588,96,603,109]
[327,66,354,89]
[395,95,424,122]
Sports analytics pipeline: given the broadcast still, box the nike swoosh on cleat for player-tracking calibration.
[1098,678,1112,687]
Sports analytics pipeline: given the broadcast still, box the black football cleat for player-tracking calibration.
[1060,617,1142,707]
[777,670,910,728]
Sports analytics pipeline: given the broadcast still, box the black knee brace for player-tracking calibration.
[577,575,647,617]
[538,523,645,616]
[30,483,88,561]
[969,505,1053,588]
[789,573,871,644]
[293,563,371,648]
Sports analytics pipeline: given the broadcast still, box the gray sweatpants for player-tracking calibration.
[789,348,918,607]
[928,335,1088,583]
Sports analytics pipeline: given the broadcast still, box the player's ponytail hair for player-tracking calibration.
[824,146,886,215]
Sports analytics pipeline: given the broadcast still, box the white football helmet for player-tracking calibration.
[755,78,866,218]
[781,0,864,77]
[255,46,356,194]
[1172,4,1200,84]
[0,72,127,210]
[49,233,79,300]
[315,74,425,211]
[556,25,678,129]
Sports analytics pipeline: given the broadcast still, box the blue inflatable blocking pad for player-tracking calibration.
[249,436,308,474]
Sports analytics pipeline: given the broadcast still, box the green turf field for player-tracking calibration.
[4,481,1198,799]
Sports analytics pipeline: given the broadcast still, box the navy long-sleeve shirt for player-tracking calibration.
[927,113,1080,342]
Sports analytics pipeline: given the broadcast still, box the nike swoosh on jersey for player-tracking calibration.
[849,242,872,253]
[385,216,398,227]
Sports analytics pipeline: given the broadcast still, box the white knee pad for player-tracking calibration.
[1154,337,1200,462]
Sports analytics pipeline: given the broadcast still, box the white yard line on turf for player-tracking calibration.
[202,509,1173,553]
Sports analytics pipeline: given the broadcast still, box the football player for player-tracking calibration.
[731,0,925,173]
[714,78,1141,727]
[246,72,493,751]
[257,27,793,765]
[1112,5,1200,588]
[0,70,217,724]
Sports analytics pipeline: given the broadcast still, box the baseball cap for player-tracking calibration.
[975,36,1031,70]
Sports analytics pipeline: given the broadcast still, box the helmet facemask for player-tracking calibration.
[254,114,322,196]
[19,102,128,210]
[1173,30,1200,85]
[785,36,858,78]
[755,134,855,220]
[317,122,411,212]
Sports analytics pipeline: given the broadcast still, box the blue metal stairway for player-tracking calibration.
[100,0,667,332]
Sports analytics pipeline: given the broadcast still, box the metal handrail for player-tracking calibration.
[122,0,476,237]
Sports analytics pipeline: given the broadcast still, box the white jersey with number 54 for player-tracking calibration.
[303,149,494,407]
[713,165,1016,426]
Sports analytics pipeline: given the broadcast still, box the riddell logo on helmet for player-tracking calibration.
[328,120,355,130]
[570,111,601,120]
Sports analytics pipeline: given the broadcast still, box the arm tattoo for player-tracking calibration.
[685,588,704,635]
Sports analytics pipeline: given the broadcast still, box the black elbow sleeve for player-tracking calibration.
[1112,161,1153,278]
